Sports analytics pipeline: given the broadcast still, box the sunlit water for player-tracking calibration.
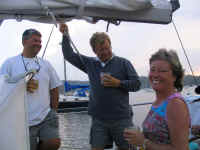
[58,87,197,150]
[58,112,91,150]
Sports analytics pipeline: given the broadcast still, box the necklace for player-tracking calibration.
[21,54,40,73]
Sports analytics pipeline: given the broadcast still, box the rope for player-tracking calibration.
[172,19,199,85]
[106,22,110,32]
[62,30,87,97]
[42,25,55,58]
[63,31,86,66]
[106,20,121,32]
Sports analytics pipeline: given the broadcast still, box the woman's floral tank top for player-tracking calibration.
[142,92,185,144]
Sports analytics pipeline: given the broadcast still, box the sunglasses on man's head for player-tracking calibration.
[23,29,41,37]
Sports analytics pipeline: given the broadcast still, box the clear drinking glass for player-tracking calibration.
[125,125,140,150]
[100,72,111,85]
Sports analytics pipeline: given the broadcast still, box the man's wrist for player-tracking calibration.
[119,80,124,88]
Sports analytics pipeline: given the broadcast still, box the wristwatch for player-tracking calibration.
[120,80,125,88]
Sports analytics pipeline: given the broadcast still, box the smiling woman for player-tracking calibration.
[149,60,175,92]
[124,49,190,150]
[149,49,184,92]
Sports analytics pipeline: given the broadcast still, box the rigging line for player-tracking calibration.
[64,58,67,82]
[172,19,198,85]
[64,31,86,67]
[42,25,55,58]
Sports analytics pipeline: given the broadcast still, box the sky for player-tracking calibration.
[0,0,199,81]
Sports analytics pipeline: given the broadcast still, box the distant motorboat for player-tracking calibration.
[58,94,89,113]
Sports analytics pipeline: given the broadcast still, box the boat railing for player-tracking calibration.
[131,102,152,107]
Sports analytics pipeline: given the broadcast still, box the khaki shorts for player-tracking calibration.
[29,110,59,150]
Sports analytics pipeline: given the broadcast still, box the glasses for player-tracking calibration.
[22,29,41,40]
[23,29,40,35]
[95,46,111,53]
[150,68,171,73]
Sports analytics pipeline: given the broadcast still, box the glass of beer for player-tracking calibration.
[32,79,39,90]
[100,72,111,85]
[27,78,39,93]
[125,125,141,150]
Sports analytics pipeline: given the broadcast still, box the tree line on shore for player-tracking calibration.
[61,75,200,90]
[140,75,200,88]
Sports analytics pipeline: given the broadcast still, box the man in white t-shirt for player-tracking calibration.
[185,95,200,149]
[186,96,200,140]
[0,29,62,150]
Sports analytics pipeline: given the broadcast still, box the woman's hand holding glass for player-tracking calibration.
[124,126,145,147]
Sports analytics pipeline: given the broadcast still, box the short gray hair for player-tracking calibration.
[149,48,184,91]
[22,29,41,41]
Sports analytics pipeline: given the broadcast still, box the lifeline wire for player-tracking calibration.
[42,25,55,58]
[172,19,198,85]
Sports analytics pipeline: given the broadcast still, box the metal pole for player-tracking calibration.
[131,102,152,107]
[63,57,67,98]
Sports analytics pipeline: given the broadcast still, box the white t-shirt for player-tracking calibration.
[185,96,200,125]
[185,96,200,138]
[0,54,62,126]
